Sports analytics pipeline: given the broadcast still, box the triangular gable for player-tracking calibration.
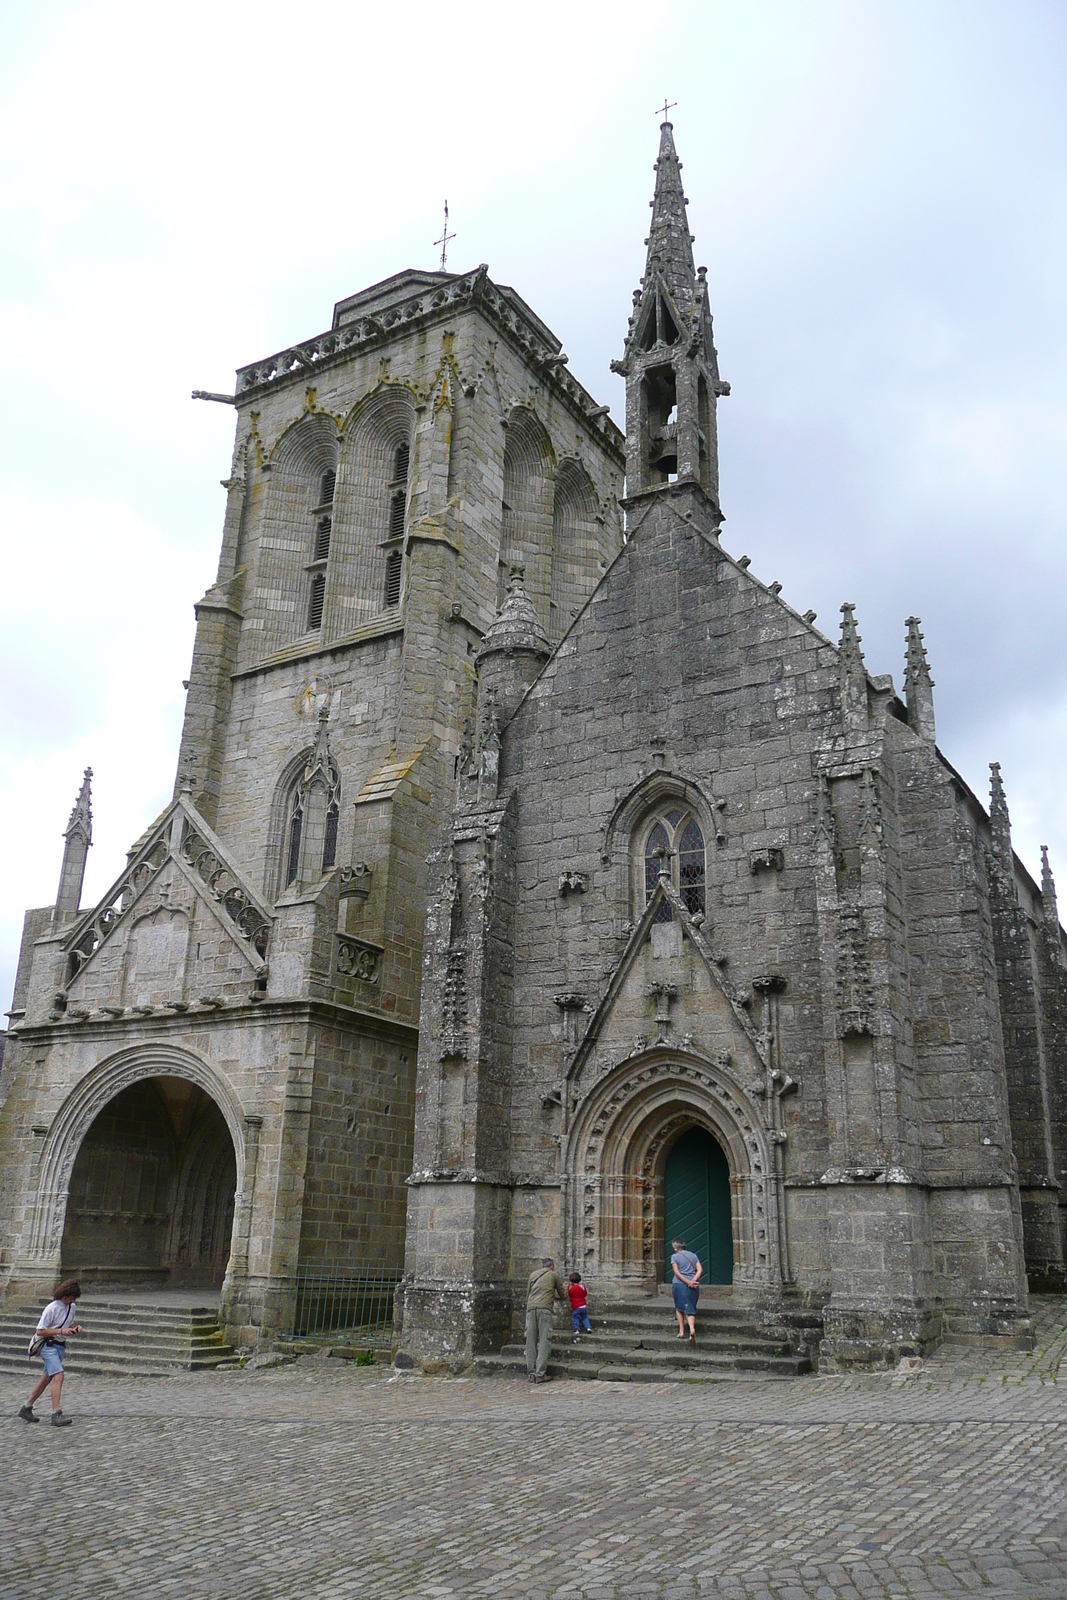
[61,798,273,1002]
[566,874,766,1092]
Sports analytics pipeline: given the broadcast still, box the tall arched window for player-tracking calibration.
[640,809,706,922]
[282,756,342,888]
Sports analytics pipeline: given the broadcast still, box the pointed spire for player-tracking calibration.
[904,616,936,742]
[645,120,695,314]
[617,121,727,506]
[54,767,93,924]
[1041,845,1059,929]
[838,603,868,723]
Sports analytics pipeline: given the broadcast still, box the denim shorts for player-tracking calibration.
[40,1340,65,1377]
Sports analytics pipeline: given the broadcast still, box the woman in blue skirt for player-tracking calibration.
[670,1237,703,1346]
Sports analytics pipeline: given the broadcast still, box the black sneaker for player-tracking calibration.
[50,1411,73,1427]
[17,1405,38,1424]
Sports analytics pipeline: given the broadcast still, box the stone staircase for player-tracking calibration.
[0,1296,235,1378]
[474,1288,819,1383]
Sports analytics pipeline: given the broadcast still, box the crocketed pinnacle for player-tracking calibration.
[904,617,934,694]
[988,762,1012,866]
[838,603,866,673]
[304,702,334,788]
[904,616,936,742]
[64,766,93,844]
[1040,845,1059,928]
[477,565,550,661]
[645,120,696,315]
[838,603,867,721]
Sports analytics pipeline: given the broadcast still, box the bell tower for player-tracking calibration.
[614,118,730,511]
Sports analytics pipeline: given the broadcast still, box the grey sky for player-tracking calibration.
[2,0,1065,1010]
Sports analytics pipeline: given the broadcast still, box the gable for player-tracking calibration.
[61,799,273,1016]
[567,878,767,1108]
[507,494,840,767]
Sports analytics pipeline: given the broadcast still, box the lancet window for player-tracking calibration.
[640,809,706,921]
[283,756,342,888]
[306,466,337,630]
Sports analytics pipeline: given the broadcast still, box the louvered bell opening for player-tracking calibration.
[384,550,402,608]
[393,440,410,483]
[313,516,332,561]
[389,490,406,539]
[319,469,336,506]
[307,572,326,630]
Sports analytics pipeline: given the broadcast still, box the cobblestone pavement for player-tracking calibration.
[2,1300,1066,1600]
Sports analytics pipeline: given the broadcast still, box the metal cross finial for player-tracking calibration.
[434,200,456,270]
[656,98,677,122]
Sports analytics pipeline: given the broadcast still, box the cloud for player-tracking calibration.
[2,0,1067,1007]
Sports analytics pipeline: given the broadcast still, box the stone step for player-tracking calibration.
[546,1329,800,1357]
[500,1337,808,1371]
[475,1346,809,1382]
[1,1301,233,1373]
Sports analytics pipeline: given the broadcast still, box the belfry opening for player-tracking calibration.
[60,1077,237,1291]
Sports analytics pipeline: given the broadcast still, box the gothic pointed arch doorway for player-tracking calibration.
[563,1046,787,1292]
[663,1125,733,1285]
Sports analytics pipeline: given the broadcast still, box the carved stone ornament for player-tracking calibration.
[335,934,382,984]
[749,846,784,874]
[558,870,589,896]
[338,862,373,899]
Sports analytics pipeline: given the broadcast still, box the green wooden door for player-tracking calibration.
[664,1127,733,1284]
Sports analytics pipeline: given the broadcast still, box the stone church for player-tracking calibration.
[2,122,1064,1369]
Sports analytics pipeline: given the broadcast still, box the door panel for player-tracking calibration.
[663,1126,733,1285]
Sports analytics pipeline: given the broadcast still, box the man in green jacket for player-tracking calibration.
[525,1257,568,1383]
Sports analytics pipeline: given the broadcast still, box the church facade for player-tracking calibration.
[2,124,1065,1368]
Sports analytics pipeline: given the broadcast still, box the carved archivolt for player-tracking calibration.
[22,1043,248,1269]
[561,1045,787,1288]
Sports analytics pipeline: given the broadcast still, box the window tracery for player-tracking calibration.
[282,755,341,889]
[639,809,706,921]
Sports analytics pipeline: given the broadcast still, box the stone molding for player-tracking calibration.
[18,1041,251,1274]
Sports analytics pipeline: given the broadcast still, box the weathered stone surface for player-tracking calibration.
[3,123,1065,1377]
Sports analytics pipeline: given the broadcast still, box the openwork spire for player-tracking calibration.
[616,120,728,506]
[1041,845,1059,929]
[904,616,936,743]
[645,120,696,314]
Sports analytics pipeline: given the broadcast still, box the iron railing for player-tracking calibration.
[292,1265,403,1347]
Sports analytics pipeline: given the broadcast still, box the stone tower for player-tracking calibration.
[0,265,624,1337]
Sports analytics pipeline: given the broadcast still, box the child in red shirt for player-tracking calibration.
[568,1272,592,1340]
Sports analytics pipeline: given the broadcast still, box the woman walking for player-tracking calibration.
[670,1238,703,1346]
